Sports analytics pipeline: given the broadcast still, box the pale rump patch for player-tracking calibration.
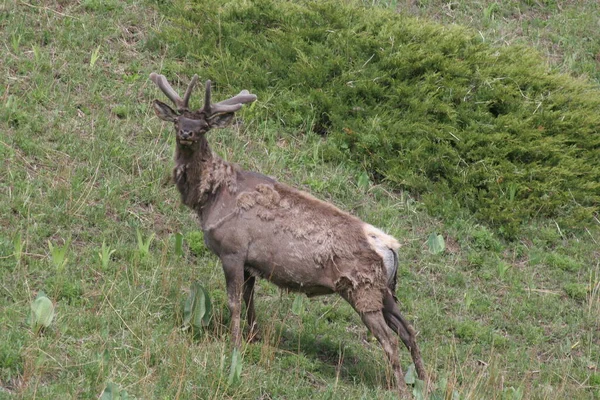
[363,224,400,286]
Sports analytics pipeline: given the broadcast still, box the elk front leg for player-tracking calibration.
[221,254,245,348]
[243,270,260,342]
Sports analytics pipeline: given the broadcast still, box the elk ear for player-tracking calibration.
[152,100,178,122]
[207,112,235,129]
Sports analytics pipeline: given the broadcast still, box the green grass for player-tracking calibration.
[1,0,599,399]
[148,0,600,238]
[400,0,600,85]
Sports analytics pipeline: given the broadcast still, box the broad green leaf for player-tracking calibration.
[291,294,304,316]
[412,379,426,400]
[357,171,370,191]
[29,291,54,333]
[404,363,416,384]
[182,289,195,328]
[174,232,184,257]
[227,348,243,385]
[196,282,212,327]
[182,281,212,331]
[426,232,445,255]
[100,382,128,400]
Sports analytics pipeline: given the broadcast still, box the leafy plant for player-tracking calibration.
[100,382,129,400]
[182,281,212,332]
[174,232,184,257]
[90,44,101,68]
[13,232,23,266]
[48,237,70,274]
[135,228,155,257]
[404,365,429,399]
[291,294,304,316]
[186,231,207,257]
[28,291,55,334]
[227,348,243,385]
[98,240,116,270]
[10,33,21,54]
[564,283,587,302]
[427,232,446,255]
[497,261,512,280]
[357,171,370,192]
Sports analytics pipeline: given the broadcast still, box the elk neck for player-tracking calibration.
[173,134,237,214]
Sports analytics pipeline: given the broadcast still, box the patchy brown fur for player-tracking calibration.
[150,74,427,396]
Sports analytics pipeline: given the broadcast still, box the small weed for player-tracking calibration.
[13,232,23,266]
[186,231,207,257]
[98,240,116,271]
[135,228,155,257]
[100,382,129,400]
[28,291,55,335]
[89,45,101,68]
[174,232,184,257]
[48,237,70,274]
[10,32,21,53]
[227,348,243,386]
[496,261,512,281]
[291,294,305,316]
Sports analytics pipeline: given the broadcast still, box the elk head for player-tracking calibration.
[149,72,257,146]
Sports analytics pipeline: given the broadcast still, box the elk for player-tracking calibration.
[149,72,426,396]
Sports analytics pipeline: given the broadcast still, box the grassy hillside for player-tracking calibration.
[151,0,600,238]
[1,0,599,399]
[402,0,600,85]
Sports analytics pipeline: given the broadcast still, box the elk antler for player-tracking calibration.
[149,72,197,112]
[151,72,257,115]
[200,80,257,116]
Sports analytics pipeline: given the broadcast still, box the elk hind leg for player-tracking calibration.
[360,311,410,397]
[382,291,427,382]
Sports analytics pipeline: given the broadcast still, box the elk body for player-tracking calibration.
[149,72,426,396]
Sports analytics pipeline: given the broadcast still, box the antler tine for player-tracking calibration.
[149,72,185,110]
[201,79,212,115]
[199,79,257,115]
[211,89,258,114]
[182,74,198,110]
[214,90,257,106]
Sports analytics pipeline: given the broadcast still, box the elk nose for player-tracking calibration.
[180,131,191,140]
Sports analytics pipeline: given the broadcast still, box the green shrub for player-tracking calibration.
[546,253,582,272]
[563,283,587,302]
[186,231,207,257]
[155,0,600,237]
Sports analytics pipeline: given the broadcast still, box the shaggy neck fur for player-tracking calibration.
[173,135,237,212]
